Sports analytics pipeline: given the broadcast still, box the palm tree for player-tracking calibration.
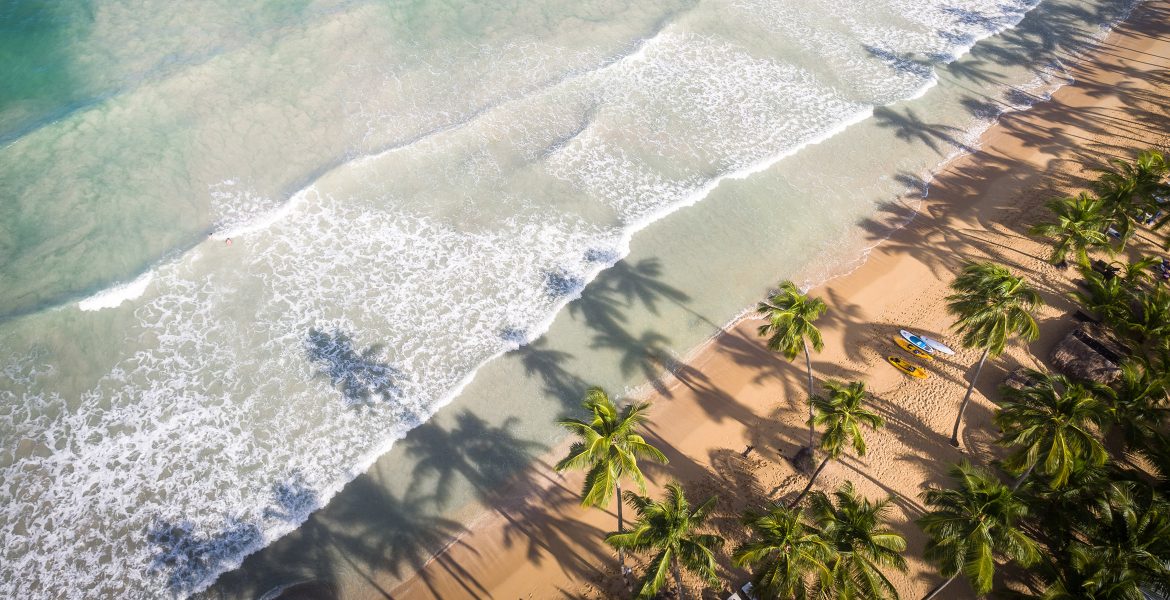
[1093,150,1168,244]
[1114,255,1161,287]
[1041,481,1170,599]
[918,462,1040,599]
[757,280,828,453]
[1123,285,1170,352]
[1070,265,1133,327]
[1029,193,1111,267]
[1017,459,1111,559]
[1136,431,1170,499]
[790,380,884,507]
[1106,359,1170,451]
[1099,355,1165,453]
[555,387,668,571]
[945,262,1043,448]
[606,483,724,600]
[733,504,833,599]
[994,370,1111,489]
[808,482,908,600]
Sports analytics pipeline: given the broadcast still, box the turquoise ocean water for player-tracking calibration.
[0,0,1137,597]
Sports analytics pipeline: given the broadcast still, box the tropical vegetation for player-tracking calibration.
[606,483,724,600]
[994,371,1111,488]
[555,387,668,572]
[757,280,828,455]
[734,483,906,600]
[1028,193,1111,267]
[552,150,1170,599]
[808,482,907,600]
[791,379,884,507]
[918,462,1039,598]
[945,261,1043,447]
[732,503,832,599]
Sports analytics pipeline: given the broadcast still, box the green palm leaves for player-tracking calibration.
[791,380,885,507]
[606,483,724,600]
[809,482,908,600]
[735,484,906,600]
[814,380,884,461]
[1029,193,1112,266]
[757,280,828,360]
[555,387,667,507]
[918,462,1039,597]
[555,386,667,573]
[946,262,1043,447]
[995,371,1111,488]
[947,262,1043,356]
[1092,149,1169,246]
[733,504,832,600]
[1108,359,1170,450]
[758,280,828,450]
[1043,482,1170,599]
[1071,265,1132,325]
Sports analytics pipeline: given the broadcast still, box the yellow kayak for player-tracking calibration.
[888,355,929,379]
[894,337,934,362]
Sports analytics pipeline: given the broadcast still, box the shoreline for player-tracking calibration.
[386,2,1170,598]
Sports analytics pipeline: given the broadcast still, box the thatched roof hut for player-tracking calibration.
[1050,322,1128,384]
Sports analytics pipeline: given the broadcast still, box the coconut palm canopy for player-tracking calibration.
[1071,265,1133,327]
[1108,359,1170,449]
[733,504,832,600]
[1042,481,1170,599]
[918,462,1039,596]
[995,370,1112,488]
[946,262,1043,356]
[757,279,829,450]
[606,483,724,600]
[1093,149,1169,242]
[791,380,885,507]
[555,387,667,508]
[1029,192,1112,266]
[812,380,884,461]
[756,280,827,360]
[808,482,907,600]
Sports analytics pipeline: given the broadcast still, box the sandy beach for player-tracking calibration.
[382,2,1170,598]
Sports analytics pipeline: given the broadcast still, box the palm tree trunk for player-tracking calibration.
[672,557,687,600]
[616,483,628,579]
[922,574,958,600]
[803,339,815,449]
[1011,462,1036,491]
[789,456,831,508]
[950,348,990,448]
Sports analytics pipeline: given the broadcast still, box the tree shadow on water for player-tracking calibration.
[560,257,707,399]
[263,473,320,524]
[605,258,691,315]
[873,106,978,156]
[326,475,484,600]
[511,337,588,407]
[147,517,263,596]
[590,328,676,396]
[395,410,620,593]
[402,410,547,508]
[304,328,403,407]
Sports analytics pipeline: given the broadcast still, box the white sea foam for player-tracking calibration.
[77,271,156,311]
[208,180,310,240]
[0,0,1140,598]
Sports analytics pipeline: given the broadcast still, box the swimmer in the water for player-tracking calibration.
[225,238,233,246]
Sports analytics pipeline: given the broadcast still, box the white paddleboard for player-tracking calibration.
[920,336,956,356]
[899,329,934,354]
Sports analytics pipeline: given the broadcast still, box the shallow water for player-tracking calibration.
[0,0,1136,597]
